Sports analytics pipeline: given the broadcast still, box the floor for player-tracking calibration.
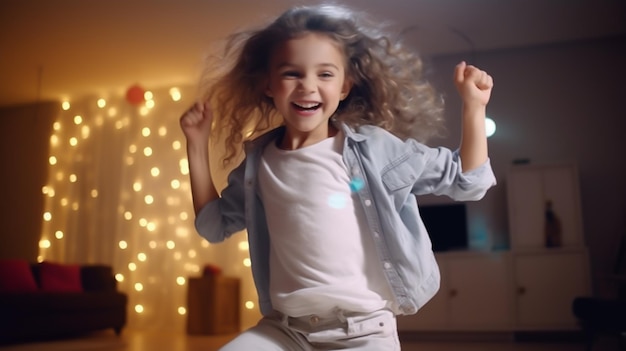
[2,329,619,351]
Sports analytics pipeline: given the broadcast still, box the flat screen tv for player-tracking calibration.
[419,203,468,252]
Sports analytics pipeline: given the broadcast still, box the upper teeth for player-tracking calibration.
[294,102,320,109]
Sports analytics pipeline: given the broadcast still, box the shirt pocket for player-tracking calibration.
[381,157,418,192]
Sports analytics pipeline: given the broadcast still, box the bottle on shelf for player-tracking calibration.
[544,200,562,248]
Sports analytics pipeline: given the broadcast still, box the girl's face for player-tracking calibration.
[266,32,351,149]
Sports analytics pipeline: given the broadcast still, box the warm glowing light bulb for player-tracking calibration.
[119,240,128,249]
[53,122,61,131]
[245,301,255,310]
[81,125,90,139]
[179,159,189,175]
[169,87,181,101]
[49,156,57,165]
[144,91,153,100]
[50,135,59,146]
[158,126,167,136]
[115,274,124,282]
[55,231,64,239]
[172,140,181,150]
[133,182,142,192]
[91,189,98,198]
[128,262,137,271]
[108,107,117,117]
[43,212,52,221]
[144,195,154,204]
[151,167,160,177]
[69,174,77,182]
[243,258,251,267]
[176,277,186,285]
[145,99,155,109]
[74,115,83,125]
[142,127,151,137]
[143,147,153,157]
[39,239,51,249]
[69,137,78,146]
[171,179,181,189]
[138,253,147,261]
[166,241,175,249]
[124,211,133,220]
[238,241,249,251]
[97,98,106,108]
[135,305,144,313]
[135,283,143,291]
[62,101,71,110]
[178,307,186,315]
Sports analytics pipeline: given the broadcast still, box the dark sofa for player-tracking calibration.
[0,261,128,344]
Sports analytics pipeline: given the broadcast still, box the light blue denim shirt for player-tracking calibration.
[195,123,496,317]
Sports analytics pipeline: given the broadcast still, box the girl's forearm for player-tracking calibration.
[186,141,219,215]
[459,105,488,173]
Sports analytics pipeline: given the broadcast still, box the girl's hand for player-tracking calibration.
[180,101,213,142]
[454,61,493,109]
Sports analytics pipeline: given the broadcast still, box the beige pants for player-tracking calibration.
[219,309,400,351]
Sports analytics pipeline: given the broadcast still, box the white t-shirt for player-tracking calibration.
[258,131,393,317]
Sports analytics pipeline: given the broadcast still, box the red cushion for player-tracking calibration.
[0,259,38,293]
[202,264,222,276]
[39,261,83,292]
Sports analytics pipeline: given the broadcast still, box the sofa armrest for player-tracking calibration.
[81,265,117,292]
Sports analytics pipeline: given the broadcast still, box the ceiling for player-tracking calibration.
[1,0,624,108]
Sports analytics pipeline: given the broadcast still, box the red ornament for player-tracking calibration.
[125,84,145,105]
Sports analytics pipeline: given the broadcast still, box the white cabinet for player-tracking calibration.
[513,249,591,330]
[399,163,591,334]
[507,163,585,250]
[397,251,513,331]
[446,254,513,329]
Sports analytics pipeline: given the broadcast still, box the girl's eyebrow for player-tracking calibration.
[275,62,340,70]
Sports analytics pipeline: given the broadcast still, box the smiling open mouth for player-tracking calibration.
[292,102,321,111]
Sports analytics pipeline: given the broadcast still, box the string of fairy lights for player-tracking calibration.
[38,85,260,330]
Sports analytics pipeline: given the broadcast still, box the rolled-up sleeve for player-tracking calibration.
[413,143,496,201]
[194,162,247,243]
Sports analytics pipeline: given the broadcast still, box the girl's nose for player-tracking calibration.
[297,77,316,94]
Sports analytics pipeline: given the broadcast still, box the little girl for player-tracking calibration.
[180,4,495,350]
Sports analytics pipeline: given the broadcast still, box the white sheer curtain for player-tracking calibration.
[39,85,260,331]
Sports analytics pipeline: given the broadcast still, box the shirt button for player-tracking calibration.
[364,199,372,206]
[383,261,392,269]
[310,315,320,326]
[373,231,380,239]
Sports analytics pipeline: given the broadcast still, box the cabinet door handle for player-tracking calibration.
[517,286,526,295]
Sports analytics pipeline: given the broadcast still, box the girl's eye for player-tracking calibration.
[281,71,300,78]
[319,72,334,78]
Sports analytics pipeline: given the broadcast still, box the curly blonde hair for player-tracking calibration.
[200,4,445,164]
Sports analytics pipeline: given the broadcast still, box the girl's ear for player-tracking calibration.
[265,76,275,98]
[340,79,353,101]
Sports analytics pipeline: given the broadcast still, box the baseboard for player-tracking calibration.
[398,330,585,343]
[398,331,514,342]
